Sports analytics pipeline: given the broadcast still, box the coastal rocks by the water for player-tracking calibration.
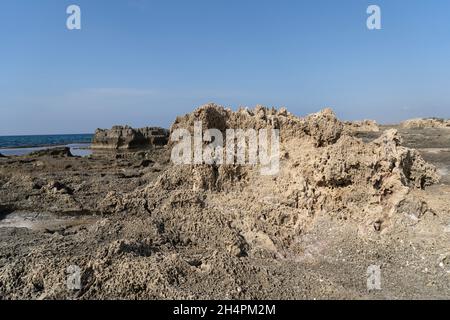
[92,126,169,150]
[401,118,450,129]
[0,152,4,158]
[29,147,73,158]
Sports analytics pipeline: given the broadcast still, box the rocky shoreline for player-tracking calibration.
[1,104,449,300]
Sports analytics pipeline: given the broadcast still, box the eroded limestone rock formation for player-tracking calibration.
[101,104,439,256]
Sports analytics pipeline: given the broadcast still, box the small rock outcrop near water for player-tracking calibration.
[0,152,4,158]
[92,126,169,150]
[29,147,73,158]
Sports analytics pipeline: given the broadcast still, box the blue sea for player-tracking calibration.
[0,134,93,157]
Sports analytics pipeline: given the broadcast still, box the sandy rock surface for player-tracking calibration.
[1,104,449,300]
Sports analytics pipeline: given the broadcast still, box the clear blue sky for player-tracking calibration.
[1,0,450,135]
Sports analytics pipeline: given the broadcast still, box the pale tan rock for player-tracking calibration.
[343,120,380,134]
[401,118,450,129]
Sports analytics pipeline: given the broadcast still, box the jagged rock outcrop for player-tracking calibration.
[170,103,343,147]
[92,126,169,150]
[91,104,438,265]
[165,104,438,192]
[401,118,450,129]
[0,152,5,158]
[118,104,439,231]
